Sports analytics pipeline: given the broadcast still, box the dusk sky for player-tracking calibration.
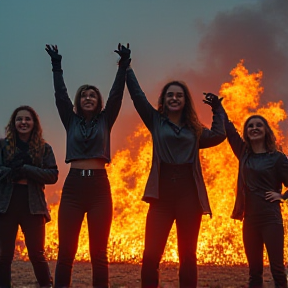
[1,0,287,191]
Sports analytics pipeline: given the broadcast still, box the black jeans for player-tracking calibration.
[141,163,203,288]
[54,169,112,288]
[0,184,52,288]
[243,219,287,288]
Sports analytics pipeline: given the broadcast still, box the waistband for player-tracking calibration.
[69,168,107,177]
[160,162,193,179]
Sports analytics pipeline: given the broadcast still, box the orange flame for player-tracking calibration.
[15,61,287,265]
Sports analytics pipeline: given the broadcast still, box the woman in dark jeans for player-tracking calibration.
[224,112,288,287]
[125,62,226,288]
[0,105,58,288]
[45,44,130,288]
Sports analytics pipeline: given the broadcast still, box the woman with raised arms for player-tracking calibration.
[45,44,131,288]
[125,56,226,288]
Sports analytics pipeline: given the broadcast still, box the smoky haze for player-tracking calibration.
[182,0,288,115]
[28,0,288,197]
[116,0,288,145]
[110,0,288,176]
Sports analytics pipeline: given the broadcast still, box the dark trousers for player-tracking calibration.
[243,220,287,288]
[141,163,203,288]
[54,169,112,288]
[0,184,52,288]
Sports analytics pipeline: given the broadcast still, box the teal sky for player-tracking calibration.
[1,0,287,188]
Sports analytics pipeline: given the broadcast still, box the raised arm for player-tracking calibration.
[126,67,156,130]
[225,119,247,160]
[104,44,131,129]
[199,93,226,148]
[45,45,74,130]
[202,93,246,159]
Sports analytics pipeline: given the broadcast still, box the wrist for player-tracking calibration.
[118,58,131,68]
[212,104,224,113]
[52,61,62,72]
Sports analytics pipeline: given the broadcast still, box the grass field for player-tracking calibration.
[10,261,278,288]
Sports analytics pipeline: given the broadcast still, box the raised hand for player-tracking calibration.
[45,44,62,62]
[45,44,62,71]
[114,43,131,67]
[203,92,223,109]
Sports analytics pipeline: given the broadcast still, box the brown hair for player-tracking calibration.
[243,115,276,152]
[73,85,103,117]
[5,106,45,166]
[157,81,203,137]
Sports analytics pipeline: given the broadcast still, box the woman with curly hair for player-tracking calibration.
[125,62,226,287]
[225,113,288,287]
[45,44,131,288]
[0,105,58,288]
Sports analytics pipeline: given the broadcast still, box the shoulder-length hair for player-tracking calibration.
[5,105,45,165]
[243,115,276,152]
[73,85,103,117]
[157,81,203,137]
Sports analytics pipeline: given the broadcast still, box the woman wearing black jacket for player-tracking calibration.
[125,63,226,288]
[225,112,288,288]
[0,105,58,288]
[45,44,130,288]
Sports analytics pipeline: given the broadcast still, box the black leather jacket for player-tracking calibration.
[0,139,58,222]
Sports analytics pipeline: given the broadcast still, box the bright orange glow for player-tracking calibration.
[15,61,288,265]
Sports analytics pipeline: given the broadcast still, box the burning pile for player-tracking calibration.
[16,61,288,265]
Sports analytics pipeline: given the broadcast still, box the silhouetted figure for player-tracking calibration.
[0,106,58,288]
[224,110,288,288]
[126,62,226,288]
[45,44,130,288]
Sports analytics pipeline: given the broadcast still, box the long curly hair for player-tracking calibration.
[157,81,203,137]
[243,115,276,153]
[5,106,45,166]
[73,84,103,117]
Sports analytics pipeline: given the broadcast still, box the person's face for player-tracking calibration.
[246,118,266,142]
[15,110,34,139]
[164,85,185,114]
[80,89,98,114]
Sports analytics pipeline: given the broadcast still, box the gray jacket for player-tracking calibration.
[0,139,58,222]
[126,68,226,216]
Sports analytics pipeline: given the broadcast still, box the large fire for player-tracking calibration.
[15,61,288,265]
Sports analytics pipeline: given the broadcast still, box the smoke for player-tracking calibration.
[179,0,288,127]
[112,0,288,155]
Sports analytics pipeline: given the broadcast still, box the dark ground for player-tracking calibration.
[10,261,279,288]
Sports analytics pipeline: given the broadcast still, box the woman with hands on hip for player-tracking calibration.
[45,43,131,288]
[125,61,226,288]
[224,108,288,287]
[0,106,58,288]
